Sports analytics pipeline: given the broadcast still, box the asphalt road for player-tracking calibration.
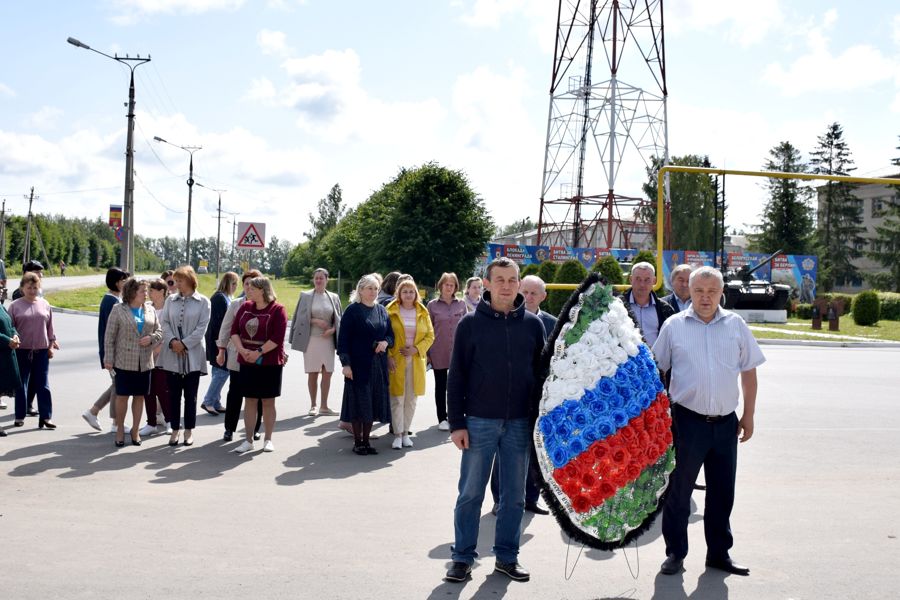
[1,312,898,599]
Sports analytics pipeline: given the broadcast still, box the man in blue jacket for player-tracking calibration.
[444,257,545,584]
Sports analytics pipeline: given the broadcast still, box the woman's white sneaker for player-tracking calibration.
[263,440,275,452]
[233,440,254,454]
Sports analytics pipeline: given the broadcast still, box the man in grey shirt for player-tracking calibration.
[652,266,765,577]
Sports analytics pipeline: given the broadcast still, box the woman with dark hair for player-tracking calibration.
[427,272,467,432]
[230,276,288,454]
[377,271,401,306]
[201,271,240,415]
[217,270,263,442]
[10,273,58,429]
[138,278,172,437]
[0,302,21,435]
[289,267,341,416]
[82,267,130,432]
[103,278,162,446]
[158,266,210,447]
[338,274,393,455]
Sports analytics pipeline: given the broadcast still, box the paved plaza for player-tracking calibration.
[2,312,899,599]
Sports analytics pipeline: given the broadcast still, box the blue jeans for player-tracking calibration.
[452,416,530,565]
[14,349,52,420]
[202,365,229,408]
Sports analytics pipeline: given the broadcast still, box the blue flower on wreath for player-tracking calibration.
[564,400,581,418]
[581,422,601,445]
[613,369,631,388]
[619,360,638,377]
[569,436,586,456]
[608,393,626,409]
[596,417,616,439]
[571,408,589,429]
[556,419,574,438]
[546,406,565,426]
[551,446,569,468]
[539,416,555,437]
[596,378,617,401]
[588,397,610,417]
[611,409,630,428]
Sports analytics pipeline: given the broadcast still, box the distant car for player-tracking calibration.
[197,265,208,274]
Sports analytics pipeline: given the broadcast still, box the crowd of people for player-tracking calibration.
[0,257,764,586]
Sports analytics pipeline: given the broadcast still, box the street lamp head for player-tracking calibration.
[67,37,90,50]
[153,136,166,143]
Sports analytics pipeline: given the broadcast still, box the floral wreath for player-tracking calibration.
[532,273,674,550]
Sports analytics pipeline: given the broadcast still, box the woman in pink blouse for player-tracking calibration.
[426,272,468,432]
[229,276,288,454]
[10,272,58,429]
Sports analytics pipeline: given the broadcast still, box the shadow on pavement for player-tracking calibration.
[652,568,730,599]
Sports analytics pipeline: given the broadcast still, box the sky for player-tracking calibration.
[1,0,899,251]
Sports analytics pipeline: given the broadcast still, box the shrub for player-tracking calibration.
[520,263,540,278]
[591,255,624,285]
[536,260,558,286]
[877,292,900,321]
[547,259,588,318]
[832,293,854,315]
[795,303,814,320]
[852,290,880,326]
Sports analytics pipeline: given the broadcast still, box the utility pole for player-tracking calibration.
[227,215,240,271]
[23,187,36,265]
[199,184,227,279]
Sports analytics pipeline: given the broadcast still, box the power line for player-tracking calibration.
[133,170,187,214]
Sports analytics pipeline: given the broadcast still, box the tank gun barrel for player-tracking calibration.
[745,249,782,276]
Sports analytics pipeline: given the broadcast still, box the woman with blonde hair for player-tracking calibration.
[158,266,210,447]
[103,278,163,446]
[337,274,393,455]
[386,278,434,449]
[289,267,341,416]
[230,276,288,454]
[426,272,467,431]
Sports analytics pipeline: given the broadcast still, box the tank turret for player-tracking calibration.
[722,250,791,310]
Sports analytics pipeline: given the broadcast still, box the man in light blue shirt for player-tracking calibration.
[652,266,765,578]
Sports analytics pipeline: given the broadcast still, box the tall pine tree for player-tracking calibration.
[865,135,900,291]
[810,122,864,291]
[751,141,815,254]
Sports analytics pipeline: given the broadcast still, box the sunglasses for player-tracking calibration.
[166,280,176,286]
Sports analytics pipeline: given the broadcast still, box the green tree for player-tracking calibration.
[547,259,588,317]
[591,255,624,284]
[323,163,494,283]
[640,155,718,250]
[520,263,540,278]
[306,183,346,242]
[811,122,865,291]
[497,216,536,237]
[750,141,815,255]
[866,136,900,291]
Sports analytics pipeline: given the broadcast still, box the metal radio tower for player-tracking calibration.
[537,0,669,249]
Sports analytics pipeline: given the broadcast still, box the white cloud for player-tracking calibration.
[109,0,245,24]
[893,14,900,45]
[666,0,784,47]
[0,82,14,97]
[455,0,557,53]
[25,106,64,130]
[891,92,900,113]
[257,29,292,57]
[762,10,898,96]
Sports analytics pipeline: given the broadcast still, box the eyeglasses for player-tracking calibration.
[166,280,175,287]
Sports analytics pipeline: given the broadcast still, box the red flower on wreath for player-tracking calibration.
[572,494,592,513]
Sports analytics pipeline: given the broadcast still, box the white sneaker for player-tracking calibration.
[402,434,413,448]
[263,440,275,452]
[138,424,156,437]
[233,440,254,454]
[391,436,403,450]
[0,399,7,409]
[82,410,102,431]
[438,420,450,431]
[165,422,173,435]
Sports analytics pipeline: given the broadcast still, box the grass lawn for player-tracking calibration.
[44,274,311,313]
[751,317,900,342]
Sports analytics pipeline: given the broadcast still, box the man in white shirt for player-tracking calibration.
[652,266,765,577]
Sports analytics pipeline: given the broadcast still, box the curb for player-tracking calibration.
[50,306,98,317]
[756,338,900,348]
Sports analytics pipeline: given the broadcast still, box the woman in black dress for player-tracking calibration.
[337,274,393,455]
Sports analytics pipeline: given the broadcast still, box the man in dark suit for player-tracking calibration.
[625,261,675,346]
[661,263,693,313]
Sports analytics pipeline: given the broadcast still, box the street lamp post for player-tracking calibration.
[196,183,226,280]
[68,36,150,275]
[153,137,201,266]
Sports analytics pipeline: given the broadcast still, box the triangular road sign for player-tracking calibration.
[237,222,266,249]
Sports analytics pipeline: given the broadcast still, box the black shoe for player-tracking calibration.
[0,428,7,437]
[26,409,38,417]
[201,405,218,416]
[214,406,227,415]
[660,555,684,575]
[115,439,125,448]
[444,562,472,583]
[223,430,233,442]
[365,443,378,455]
[38,418,57,430]
[524,503,550,515]
[494,561,530,582]
[131,437,142,446]
[352,442,367,456]
[253,432,261,441]
[694,483,706,490]
[705,557,750,576]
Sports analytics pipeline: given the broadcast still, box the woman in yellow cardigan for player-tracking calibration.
[386,278,435,450]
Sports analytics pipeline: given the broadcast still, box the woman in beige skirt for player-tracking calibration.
[289,268,342,415]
